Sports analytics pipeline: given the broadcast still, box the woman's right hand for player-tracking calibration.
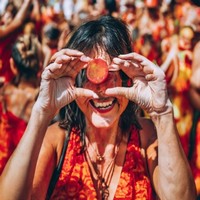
[34,49,97,117]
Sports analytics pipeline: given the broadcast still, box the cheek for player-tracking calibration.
[75,97,88,112]
[120,97,129,111]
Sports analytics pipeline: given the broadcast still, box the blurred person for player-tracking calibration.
[134,33,162,65]
[0,33,41,174]
[41,22,61,67]
[61,0,74,21]
[0,15,196,200]
[0,0,32,83]
[57,22,72,50]
[161,26,195,156]
[137,4,167,43]
[121,3,138,41]
[104,0,118,16]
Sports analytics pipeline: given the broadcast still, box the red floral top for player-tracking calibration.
[51,126,155,200]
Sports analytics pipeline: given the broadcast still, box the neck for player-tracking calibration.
[85,124,122,158]
[85,124,124,200]
[86,124,119,142]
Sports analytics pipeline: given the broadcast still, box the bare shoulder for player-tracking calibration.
[1,83,39,121]
[32,122,66,198]
[44,122,66,155]
[138,117,157,150]
[43,122,67,169]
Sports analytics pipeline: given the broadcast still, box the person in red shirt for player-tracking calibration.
[0,33,41,174]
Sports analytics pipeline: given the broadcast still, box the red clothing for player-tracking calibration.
[0,30,21,83]
[0,104,27,174]
[51,126,155,199]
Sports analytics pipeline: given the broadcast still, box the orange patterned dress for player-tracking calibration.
[51,126,155,200]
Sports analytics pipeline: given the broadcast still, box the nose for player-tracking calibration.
[95,82,108,96]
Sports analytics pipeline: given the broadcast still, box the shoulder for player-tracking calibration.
[44,122,66,157]
[2,84,39,121]
[138,117,157,150]
[32,122,66,198]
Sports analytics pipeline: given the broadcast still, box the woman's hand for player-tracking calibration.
[106,52,172,116]
[35,49,97,117]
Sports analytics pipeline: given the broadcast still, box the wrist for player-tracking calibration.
[148,99,173,118]
[32,103,56,122]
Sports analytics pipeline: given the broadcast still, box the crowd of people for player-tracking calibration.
[0,0,200,199]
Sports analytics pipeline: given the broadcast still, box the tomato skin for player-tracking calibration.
[86,58,109,84]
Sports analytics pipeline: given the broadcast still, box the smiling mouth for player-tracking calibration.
[90,98,117,113]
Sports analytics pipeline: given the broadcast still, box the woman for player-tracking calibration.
[0,33,41,174]
[0,15,196,200]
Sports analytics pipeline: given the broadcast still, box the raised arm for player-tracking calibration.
[0,0,32,38]
[0,49,96,199]
[106,52,197,199]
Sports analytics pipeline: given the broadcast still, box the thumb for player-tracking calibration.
[75,88,99,98]
[105,87,131,98]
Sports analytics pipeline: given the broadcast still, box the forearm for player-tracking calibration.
[14,0,32,22]
[151,110,196,200]
[0,105,52,200]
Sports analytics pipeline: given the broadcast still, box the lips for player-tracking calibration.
[89,98,117,113]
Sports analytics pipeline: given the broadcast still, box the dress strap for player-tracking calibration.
[46,128,71,200]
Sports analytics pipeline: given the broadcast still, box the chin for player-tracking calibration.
[90,113,117,128]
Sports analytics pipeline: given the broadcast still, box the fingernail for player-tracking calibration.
[80,55,91,62]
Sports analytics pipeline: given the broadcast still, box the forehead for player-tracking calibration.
[88,46,113,64]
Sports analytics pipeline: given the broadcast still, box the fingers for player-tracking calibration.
[75,88,99,99]
[115,53,165,80]
[50,49,84,63]
[118,52,146,62]
[42,62,62,79]
[112,57,144,78]
[105,87,131,98]
[43,49,91,80]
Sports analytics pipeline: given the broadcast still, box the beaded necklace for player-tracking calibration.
[85,136,121,200]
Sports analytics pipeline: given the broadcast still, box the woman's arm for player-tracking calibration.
[139,112,195,200]
[151,110,196,200]
[0,49,94,199]
[107,52,197,200]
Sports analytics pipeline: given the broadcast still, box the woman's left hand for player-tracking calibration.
[106,52,172,116]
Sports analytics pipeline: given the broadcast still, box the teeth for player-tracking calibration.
[93,100,113,108]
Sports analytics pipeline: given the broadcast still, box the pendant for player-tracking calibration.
[97,154,104,162]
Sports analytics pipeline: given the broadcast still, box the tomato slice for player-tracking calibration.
[86,58,108,84]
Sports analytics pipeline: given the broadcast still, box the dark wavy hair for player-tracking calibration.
[11,34,40,85]
[59,15,141,143]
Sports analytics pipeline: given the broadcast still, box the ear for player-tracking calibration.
[9,58,18,75]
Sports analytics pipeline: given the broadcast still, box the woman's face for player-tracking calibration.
[75,54,129,129]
